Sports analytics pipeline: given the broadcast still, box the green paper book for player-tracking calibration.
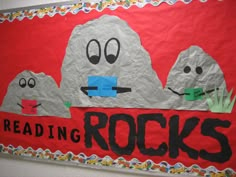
[184,88,203,101]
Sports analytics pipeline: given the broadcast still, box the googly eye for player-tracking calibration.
[28,78,36,88]
[19,78,26,88]
[104,38,120,64]
[86,39,101,65]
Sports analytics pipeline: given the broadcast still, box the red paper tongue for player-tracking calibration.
[21,100,38,114]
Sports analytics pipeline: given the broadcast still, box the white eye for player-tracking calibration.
[86,39,101,65]
[28,78,36,88]
[19,78,26,88]
[104,38,120,64]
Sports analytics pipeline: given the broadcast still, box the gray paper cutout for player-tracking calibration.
[0,70,71,118]
[164,45,227,110]
[61,15,228,111]
[60,15,168,108]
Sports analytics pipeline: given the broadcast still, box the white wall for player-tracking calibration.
[0,155,187,177]
[0,0,80,12]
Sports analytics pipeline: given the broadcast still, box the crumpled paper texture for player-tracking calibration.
[0,70,71,118]
[61,15,228,111]
[60,15,168,109]
[165,46,227,110]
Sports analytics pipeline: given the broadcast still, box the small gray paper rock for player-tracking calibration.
[1,70,71,118]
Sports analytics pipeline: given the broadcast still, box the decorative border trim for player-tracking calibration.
[0,144,235,176]
[0,0,209,23]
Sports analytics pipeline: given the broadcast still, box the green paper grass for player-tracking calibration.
[206,88,236,113]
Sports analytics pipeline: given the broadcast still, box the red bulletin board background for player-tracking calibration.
[0,0,236,172]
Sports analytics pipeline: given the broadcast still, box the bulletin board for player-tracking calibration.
[0,0,236,176]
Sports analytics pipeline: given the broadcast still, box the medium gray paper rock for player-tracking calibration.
[0,70,71,118]
[60,15,167,108]
[165,45,227,110]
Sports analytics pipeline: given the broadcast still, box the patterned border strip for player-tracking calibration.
[0,0,210,23]
[0,144,235,176]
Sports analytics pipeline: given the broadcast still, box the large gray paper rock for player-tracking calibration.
[0,70,71,118]
[60,15,167,108]
[165,45,227,110]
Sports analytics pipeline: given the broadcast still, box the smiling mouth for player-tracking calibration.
[17,103,42,108]
[81,86,131,97]
[17,100,42,115]
[17,103,24,108]
[168,87,219,97]
[32,103,42,108]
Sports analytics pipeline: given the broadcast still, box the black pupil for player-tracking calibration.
[106,54,116,64]
[89,55,100,65]
[196,66,203,74]
[184,66,191,73]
